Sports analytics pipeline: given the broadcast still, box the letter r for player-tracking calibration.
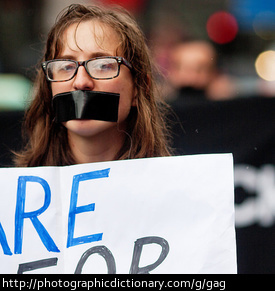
[14,176,60,254]
[130,236,170,274]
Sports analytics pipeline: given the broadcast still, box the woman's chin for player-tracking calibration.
[63,119,116,137]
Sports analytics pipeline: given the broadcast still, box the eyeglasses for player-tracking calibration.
[41,56,133,82]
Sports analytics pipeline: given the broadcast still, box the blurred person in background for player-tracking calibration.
[166,40,236,106]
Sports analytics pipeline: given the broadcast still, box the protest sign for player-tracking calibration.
[0,154,236,274]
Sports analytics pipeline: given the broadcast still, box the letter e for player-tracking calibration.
[67,168,110,248]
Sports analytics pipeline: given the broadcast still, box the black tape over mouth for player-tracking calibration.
[52,90,120,123]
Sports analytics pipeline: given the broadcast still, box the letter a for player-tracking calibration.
[0,222,12,255]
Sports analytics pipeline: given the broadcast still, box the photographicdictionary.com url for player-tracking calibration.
[2,277,226,290]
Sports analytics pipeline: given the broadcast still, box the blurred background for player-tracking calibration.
[1,0,275,106]
[1,0,275,274]
[0,0,275,107]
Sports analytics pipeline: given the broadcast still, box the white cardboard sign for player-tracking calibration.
[0,154,236,273]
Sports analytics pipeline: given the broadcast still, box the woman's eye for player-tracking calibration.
[99,63,115,70]
[92,60,117,71]
[59,63,75,72]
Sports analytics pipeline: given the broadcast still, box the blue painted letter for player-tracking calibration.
[0,222,12,255]
[67,168,110,248]
[14,176,60,254]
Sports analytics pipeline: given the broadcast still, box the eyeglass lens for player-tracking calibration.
[46,58,119,81]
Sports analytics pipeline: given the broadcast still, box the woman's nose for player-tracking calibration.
[72,66,95,91]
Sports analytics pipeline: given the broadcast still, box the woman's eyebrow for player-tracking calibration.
[57,55,75,60]
[58,52,114,60]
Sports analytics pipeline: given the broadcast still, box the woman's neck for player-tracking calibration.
[67,127,126,164]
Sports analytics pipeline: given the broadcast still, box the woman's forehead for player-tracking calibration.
[60,20,121,56]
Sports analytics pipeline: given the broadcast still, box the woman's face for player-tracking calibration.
[51,20,136,138]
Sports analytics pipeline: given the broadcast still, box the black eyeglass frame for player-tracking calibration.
[41,56,133,82]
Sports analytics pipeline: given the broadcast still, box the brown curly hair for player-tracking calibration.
[14,4,172,167]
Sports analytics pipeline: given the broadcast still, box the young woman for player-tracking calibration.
[14,4,172,167]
